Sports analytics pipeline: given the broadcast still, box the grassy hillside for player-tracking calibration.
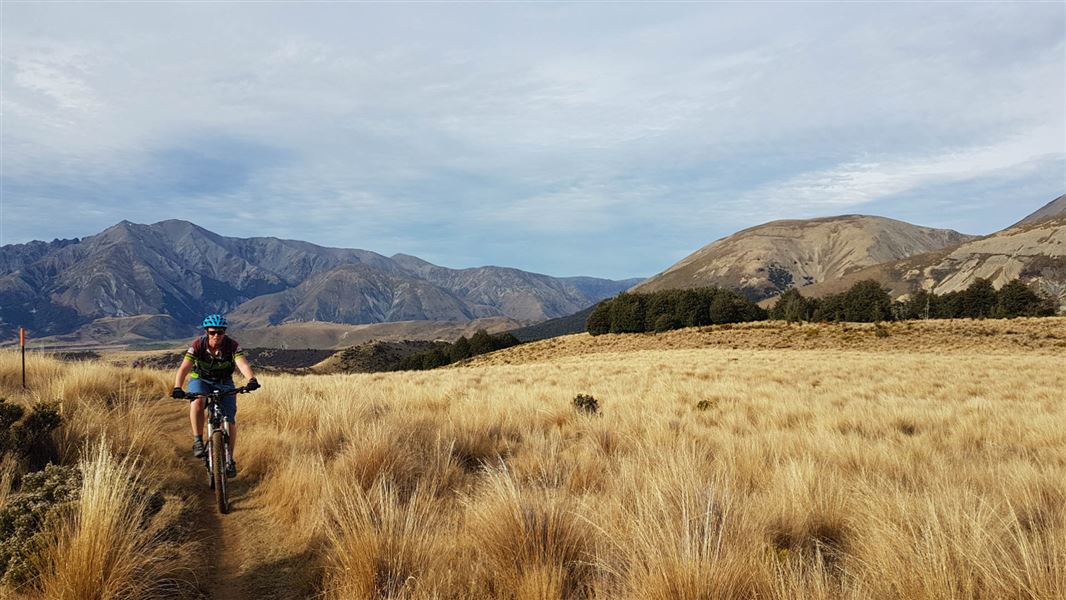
[2,319,1063,598]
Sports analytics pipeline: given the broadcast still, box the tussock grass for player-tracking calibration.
[6,319,1065,599]
[35,444,170,600]
[323,482,445,600]
[237,328,1065,599]
[0,352,196,599]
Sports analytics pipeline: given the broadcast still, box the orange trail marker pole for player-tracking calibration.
[19,327,26,389]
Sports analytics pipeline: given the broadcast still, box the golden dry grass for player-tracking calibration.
[3,319,1064,599]
[466,317,1066,367]
[0,352,197,600]
[233,321,1066,599]
[34,445,175,600]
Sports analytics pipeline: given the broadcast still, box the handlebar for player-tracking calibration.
[175,386,253,401]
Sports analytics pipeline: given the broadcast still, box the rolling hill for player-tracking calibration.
[632,215,973,300]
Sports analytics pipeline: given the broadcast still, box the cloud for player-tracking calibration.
[743,128,1065,213]
[1,2,1063,278]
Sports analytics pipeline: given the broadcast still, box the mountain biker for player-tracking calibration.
[171,314,259,477]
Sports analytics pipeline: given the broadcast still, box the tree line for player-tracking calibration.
[584,278,1056,334]
[585,288,768,335]
[394,330,522,371]
[769,278,1057,323]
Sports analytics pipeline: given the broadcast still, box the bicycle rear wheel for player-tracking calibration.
[211,430,228,514]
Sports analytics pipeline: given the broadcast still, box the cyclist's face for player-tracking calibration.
[205,329,226,345]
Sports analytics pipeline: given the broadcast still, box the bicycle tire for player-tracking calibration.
[211,430,228,514]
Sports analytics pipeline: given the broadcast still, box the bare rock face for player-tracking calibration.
[634,215,974,300]
[794,212,1066,313]
[0,220,636,341]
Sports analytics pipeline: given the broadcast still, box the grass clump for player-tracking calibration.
[35,444,173,600]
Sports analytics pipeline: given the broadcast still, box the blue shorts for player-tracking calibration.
[187,378,238,423]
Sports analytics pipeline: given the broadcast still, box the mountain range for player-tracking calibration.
[0,220,640,342]
[4,194,1062,348]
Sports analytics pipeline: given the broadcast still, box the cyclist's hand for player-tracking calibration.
[171,387,185,400]
[245,377,260,391]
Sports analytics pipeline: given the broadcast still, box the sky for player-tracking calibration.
[1,2,1064,280]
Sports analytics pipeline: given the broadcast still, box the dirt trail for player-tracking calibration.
[152,402,314,600]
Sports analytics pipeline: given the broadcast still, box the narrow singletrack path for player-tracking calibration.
[151,401,313,600]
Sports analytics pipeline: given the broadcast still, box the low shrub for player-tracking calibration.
[573,394,599,415]
[0,464,82,586]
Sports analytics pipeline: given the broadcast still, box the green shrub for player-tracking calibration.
[1,400,62,471]
[0,464,82,586]
[572,394,599,415]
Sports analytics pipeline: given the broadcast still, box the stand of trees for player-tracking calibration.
[394,330,521,371]
[586,288,767,336]
[769,278,1057,323]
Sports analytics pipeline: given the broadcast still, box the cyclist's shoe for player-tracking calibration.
[192,438,205,458]
[225,461,237,478]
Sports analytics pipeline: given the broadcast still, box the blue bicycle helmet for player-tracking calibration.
[202,314,228,329]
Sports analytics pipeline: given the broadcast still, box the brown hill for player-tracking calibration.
[233,317,522,349]
[309,340,448,374]
[1012,194,1066,228]
[633,215,972,300]
[794,215,1066,311]
[462,318,1066,368]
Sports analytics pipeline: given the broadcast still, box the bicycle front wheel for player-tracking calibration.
[211,430,228,514]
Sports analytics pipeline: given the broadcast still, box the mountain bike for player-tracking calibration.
[179,386,252,514]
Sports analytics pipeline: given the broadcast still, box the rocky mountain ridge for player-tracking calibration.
[0,220,639,340]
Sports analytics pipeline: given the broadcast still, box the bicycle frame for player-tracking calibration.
[184,386,250,514]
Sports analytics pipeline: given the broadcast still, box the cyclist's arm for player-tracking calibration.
[235,354,255,382]
[174,357,193,389]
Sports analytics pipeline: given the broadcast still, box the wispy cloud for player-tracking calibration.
[746,128,1065,213]
[1,3,1062,277]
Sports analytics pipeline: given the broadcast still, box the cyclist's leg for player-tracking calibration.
[187,377,210,438]
[219,381,238,456]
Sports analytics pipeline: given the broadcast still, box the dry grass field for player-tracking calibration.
[1,318,1064,599]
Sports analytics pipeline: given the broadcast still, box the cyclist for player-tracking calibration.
[171,314,259,477]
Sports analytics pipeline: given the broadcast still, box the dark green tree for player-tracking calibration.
[586,301,612,336]
[842,280,893,322]
[957,278,997,318]
[899,289,934,320]
[812,292,847,322]
[643,291,679,331]
[770,288,813,323]
[468,330,495,355]
[679,289,715,327]
[449,336,471,362]
[708,290,766,324]
[995,280,1054,317]
[609,293,647,333]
